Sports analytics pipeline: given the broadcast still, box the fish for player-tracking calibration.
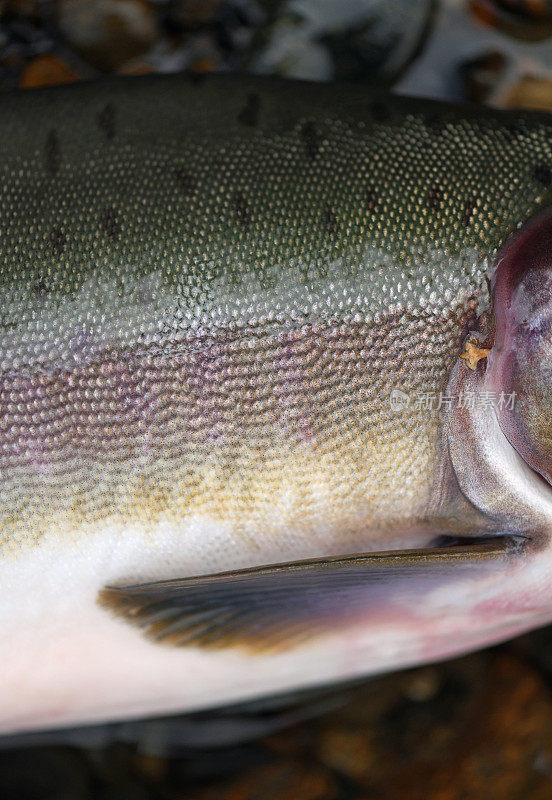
[2,72,552,735]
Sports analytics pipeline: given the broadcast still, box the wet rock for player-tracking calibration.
[469,0,552,42]
[459,50,508,105]
[248,0,434,83]
[498,73,552,112]
[167,0,224,29]
[56,0,158,72]
[20,53,80,86]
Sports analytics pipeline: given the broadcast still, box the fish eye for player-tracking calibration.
[487,207,552,485]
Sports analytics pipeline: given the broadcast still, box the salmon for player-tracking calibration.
[2,73,552,733]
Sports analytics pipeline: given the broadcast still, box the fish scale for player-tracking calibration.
[3,74,552,733]
[0,77,542,548]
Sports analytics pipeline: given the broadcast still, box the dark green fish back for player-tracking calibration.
[0,76,551,328]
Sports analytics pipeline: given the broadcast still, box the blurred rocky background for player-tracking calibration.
[4,0,552,797]
[5,0,552,109]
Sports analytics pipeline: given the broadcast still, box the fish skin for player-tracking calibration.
[0,73,550,553]
[2,74,552,732]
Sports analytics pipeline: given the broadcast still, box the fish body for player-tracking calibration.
[2,74,552,733]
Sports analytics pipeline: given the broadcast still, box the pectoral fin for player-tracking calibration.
[98,536,522,653]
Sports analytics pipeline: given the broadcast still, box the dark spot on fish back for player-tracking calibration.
[33,277,49,297]
[365,186,380,213]
[174,169,196,196]
[237,93,261,127]
[323,203,338,236]
[428,184,444,211]
[533,163,552,187]
[45,130,60,177]
[49,225,66,256]
[234,192,250,228]
[463,196,477,226]
[97,103,116,139]
[101,206,120,241]
[301,121,318,161]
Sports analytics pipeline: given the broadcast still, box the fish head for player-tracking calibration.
[487,208,552,487]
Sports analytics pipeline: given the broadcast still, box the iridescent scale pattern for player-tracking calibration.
[0,75,551,560]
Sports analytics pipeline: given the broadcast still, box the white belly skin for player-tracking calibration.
[3,517,552,735]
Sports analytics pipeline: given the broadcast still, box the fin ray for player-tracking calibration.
[99,536,521,653]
